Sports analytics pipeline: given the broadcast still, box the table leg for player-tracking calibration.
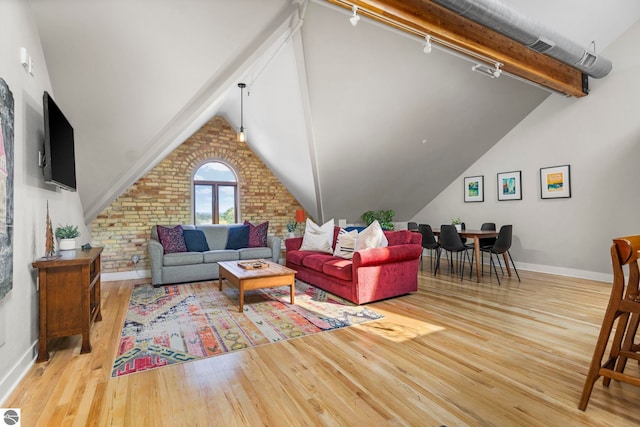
[219,274,223,291]
[290,278,295,305]
[474,236,481,283]
[502,253,512,276]
[239,281,244,313]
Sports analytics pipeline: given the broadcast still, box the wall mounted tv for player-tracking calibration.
[42,91,77,191]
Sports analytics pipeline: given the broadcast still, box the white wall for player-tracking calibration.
[414,18,640,282]
[0,0,89,404]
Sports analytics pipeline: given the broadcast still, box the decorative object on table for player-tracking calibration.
[237,260,268,270]
[286,220,297,238]
[55,224,80,251]
[111,279,383,377]
[540,164,571,199]
[463,175,484,202]
[44,202,55,257]
[451,217,462,232]
[497,170,522,201]
[361,209,395,230]
[0,78,14,301]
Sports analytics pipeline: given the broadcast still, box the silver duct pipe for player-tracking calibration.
[432,0,612,78]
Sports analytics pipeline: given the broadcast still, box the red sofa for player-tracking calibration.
[285,228,422,304]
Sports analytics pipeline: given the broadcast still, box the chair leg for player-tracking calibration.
[612,312,640,381]
[602,312,632,387]
[490,253,501,285]
[579,310,623,410]
[507,251,521,282]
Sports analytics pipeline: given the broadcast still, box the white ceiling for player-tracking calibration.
[27,0,640,224]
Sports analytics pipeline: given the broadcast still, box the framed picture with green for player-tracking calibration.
[464,175,484,202]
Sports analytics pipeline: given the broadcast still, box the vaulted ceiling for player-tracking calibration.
[27,0,640,224]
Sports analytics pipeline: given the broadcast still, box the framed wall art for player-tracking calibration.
[540,164,571,199]
[497,170,522,201]
[464,175,484,202]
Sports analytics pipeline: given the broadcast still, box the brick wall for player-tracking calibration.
[91,116,307,273]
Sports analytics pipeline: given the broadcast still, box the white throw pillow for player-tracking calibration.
[299,218,335,253]
[355,220,388,251]
[333,228,359,259]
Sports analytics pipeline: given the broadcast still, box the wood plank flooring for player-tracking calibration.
[6,267,640,426]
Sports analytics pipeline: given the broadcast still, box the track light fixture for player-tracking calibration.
[472,63,502,78]
[237,83,246,142]
[423,35,432,54]
[349,5,360,27]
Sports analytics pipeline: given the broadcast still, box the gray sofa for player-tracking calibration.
[148,224,281,287]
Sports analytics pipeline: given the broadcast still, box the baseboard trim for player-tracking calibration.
[0,342,37,406]
[423,254,612,284]
[516,262,611,283]
[102,270,151,282]
[102,263,612,284]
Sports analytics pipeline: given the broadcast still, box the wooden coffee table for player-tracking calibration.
[218,260,297,312]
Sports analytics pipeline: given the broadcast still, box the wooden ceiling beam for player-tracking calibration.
[328,0,587,97]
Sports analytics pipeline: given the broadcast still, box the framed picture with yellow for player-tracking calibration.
[540,164,571,199]
[463,175,484,202]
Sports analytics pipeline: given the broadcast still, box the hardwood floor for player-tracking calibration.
[6,267,640,426]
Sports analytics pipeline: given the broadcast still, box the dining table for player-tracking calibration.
[432,228,511,283]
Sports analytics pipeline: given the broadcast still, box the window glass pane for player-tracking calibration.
[194,162,235,182]
[218,185,236,224]
[194,184,213,224]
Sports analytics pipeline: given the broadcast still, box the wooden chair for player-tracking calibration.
[579,235,640,410]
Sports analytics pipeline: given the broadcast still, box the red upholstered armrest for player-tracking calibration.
[353,244,422,268]
[285,237,303,251]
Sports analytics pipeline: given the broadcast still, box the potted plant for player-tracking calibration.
[55,224,80,251]
[451,217,462,232]
[361,209,395,230]
[286,220,297,238]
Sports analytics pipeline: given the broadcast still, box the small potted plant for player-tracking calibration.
[55,224,80,251]
[451,217,462,232]
[286,220,297,238]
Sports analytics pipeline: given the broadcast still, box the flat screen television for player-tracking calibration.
[43,91,77,191]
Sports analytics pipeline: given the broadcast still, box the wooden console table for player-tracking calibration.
[32,247,103,362]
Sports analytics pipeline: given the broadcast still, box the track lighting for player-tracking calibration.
[349,5,360,27]
[237,83,246,142]
[423,35,432,54]
[472,63,502,78]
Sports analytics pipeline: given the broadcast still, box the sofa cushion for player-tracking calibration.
[299,218,334,253]
[203,250,240,263]
[183,229,210,252]
[333,228,358,259]
[157,225,187,254]
[302,253,339,272]
[355,220,388,251]
[196,225,229,250]
[244,220,269,247]
[226,225,250,250]
[238,247,272,260]
[322,258,353,281]
[286,249,313,266]
[385,230,413,246]
[163,251,203,266]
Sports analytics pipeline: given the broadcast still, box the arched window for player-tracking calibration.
[193,161,238,224]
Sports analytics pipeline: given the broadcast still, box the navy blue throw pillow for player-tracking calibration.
[183,229,209,252]
[226,225,250,250]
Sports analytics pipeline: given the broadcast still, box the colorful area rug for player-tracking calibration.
[111,280,383,377]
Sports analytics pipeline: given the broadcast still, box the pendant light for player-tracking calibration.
[237,83,246,142]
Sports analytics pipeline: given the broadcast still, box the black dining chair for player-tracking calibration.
[478,222,501,275]
[480,225,520,285]
[407,221,418,232]
[418,224,440,272]
[435,224,472,280]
